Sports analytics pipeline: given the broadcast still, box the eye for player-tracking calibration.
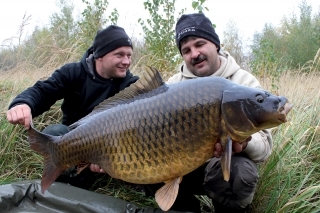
[256,95,264,103]
[182,49,190,55]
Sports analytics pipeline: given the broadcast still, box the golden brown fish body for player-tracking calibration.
[28,67,292,211]
[36,73,223,184]
[56,85,220,184]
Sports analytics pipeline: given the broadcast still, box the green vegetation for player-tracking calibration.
[250,0,320,73]
[1,0,320,212]
[251,71,320,213]
[138,0,182,72]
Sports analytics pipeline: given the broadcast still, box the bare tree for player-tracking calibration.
[222,20,246,68]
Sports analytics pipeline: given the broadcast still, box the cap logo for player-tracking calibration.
[127,38,132,46]
[177,27,196,39]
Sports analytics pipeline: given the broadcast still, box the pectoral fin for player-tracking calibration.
[221,136,232,181]
[155,177,182,211]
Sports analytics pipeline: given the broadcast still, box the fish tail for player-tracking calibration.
[28,124,67,193]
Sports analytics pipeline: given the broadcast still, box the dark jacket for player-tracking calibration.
[9,46,139,126]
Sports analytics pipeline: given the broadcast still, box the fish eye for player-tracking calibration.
[256,95,264,103]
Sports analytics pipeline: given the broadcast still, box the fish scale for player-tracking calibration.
[27,67,292,211]
[59,86,219,183]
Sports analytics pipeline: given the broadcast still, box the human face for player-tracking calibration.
[96,46,132,79]
[180,38,220,77]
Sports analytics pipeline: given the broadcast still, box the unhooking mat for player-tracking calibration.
[0,180,184,213]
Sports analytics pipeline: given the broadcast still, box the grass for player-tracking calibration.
[250,71,320,212]
[0,50,320,212]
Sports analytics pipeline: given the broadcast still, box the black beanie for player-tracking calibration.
[93,25,133,59]
[175,13,220,54]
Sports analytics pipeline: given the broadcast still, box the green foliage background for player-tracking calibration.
[250,0,320,74]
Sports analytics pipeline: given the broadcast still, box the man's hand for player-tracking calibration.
[90,164,106,173]
[213,136,252,158]
[6,104,32,129]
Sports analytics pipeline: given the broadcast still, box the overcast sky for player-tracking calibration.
[0,0,319,46]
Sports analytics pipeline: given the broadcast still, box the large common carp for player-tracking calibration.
[27,67,292,211]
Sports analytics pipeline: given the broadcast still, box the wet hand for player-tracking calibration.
[6,104,32,129]
[90,164,105,173]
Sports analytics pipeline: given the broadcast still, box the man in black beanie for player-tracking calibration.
[144,13,272,213]
[7,25,138,188]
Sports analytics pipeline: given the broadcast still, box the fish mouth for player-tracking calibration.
[278,102,293,122]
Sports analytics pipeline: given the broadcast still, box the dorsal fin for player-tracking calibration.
[69,66,164,130]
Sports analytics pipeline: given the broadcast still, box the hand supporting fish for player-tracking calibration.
[213,137,251,158]
[90,163,105,173]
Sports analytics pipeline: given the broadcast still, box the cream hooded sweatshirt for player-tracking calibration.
[167,51,272,163]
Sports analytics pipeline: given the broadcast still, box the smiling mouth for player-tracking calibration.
[192,55,207,66]
[193,60,205,66]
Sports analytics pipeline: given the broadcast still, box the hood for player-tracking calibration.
[81,46,96,79]
[179,51,240,79]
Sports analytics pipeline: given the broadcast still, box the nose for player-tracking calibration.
[122,56,131,65]
[190,47,200,59]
